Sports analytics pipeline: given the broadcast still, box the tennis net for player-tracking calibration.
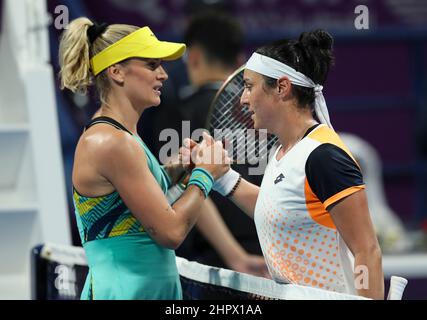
[31,242,366,300]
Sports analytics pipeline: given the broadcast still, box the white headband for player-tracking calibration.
[245,52,333,129]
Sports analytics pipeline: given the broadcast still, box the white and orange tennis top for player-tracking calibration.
[254,124,365,294]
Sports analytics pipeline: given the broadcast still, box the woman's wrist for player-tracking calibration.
[187,167,214,198]
[222,244,247,268]
[212,168,241,197]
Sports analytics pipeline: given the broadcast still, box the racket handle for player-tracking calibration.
[387,276,408,300]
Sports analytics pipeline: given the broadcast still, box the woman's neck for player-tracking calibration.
[276,107,318,157]
[95,93,143,135]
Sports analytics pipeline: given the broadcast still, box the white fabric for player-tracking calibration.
[245,52,333,129]
[387,276,408,300]
[212,168,240,196]
[253,124,356,295]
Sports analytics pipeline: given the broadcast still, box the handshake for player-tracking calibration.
[165,132,240,200]
[179,131,232,181]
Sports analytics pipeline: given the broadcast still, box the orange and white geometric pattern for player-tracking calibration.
[254,125,364,294]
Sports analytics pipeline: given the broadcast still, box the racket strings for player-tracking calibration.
[208,68,279,166]
[213,98,276,162]
[210,91,250,128]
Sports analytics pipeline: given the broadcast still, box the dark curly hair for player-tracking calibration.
[256,29,334,110]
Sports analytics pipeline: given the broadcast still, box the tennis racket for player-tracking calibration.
[205,65,278,168]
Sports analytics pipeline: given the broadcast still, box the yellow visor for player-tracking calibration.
[90,26,186,76]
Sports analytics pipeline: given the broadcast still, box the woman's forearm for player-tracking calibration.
[196,198,246,266]
[353,247,384,300]
[329,190,384,299]
[227,179,260,219]
[195,197,269,277]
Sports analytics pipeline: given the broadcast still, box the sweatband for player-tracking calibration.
[212,168,240,196]
[187,168,214,198]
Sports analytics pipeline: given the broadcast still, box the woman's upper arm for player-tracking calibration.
[306,143,379,254]
[97,134,179,247]
[328,190,379,255]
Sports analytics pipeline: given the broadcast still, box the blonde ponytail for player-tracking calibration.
[58,17,138,103]
[58,17,93,95]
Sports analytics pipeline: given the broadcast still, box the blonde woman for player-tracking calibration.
[59,18,230,299]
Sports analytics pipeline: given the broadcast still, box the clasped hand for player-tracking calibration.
[180,132,231,180]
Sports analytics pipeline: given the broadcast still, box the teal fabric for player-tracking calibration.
[134,136,171,191]
[73,134,181,300]
[188,167,214,198]
[81,233,181,300]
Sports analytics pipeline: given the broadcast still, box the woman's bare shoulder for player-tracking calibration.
[72,124,145,196]
[77,124,138,155]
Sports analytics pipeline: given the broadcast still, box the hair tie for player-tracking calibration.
[87,22,109,44]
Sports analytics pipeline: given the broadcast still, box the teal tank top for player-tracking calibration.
[73,117,182,300]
